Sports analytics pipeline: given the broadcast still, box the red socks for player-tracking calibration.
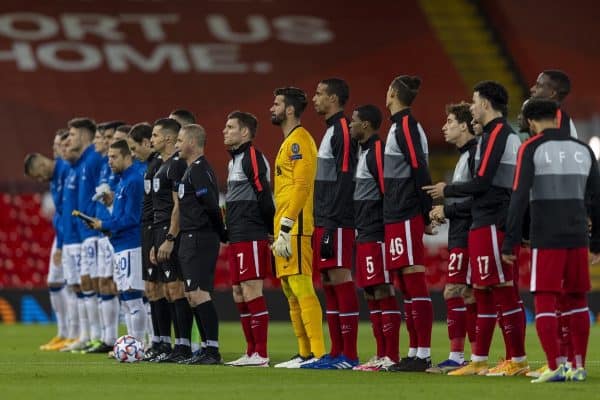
[367,299,384,358]
[466,302,477,351]
[557,293,573,363]
[247,296,269,358]
[446,296,466,352]
[236,301,254,355]
[567,293,590,368]
[380,295,401,362]
[534,292,559,369]
[324,284,342,357]
[473,289,496,358]
[335,281,359,361]
[492,286,525,359]
[401,272,432,349]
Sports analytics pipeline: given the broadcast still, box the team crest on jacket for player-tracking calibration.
[153,178,160,192]
[144,179,151,194]
[291,143,300,154]
[178,183,185,199]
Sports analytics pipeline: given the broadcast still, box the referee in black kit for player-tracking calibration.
[175,123,228,365]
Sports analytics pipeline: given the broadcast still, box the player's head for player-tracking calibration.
[112,124,131,145]
[108,139,132,173]
[53,129,68,159]
[471,119,483,136]
[128,123,153,161]
[517,99,531,134]
[223,111,257,149]
[177,124,206,161]
[522,98,559,135]
[152,118,180,153]
[530,70,570,103]
[271,87,307,125]
[443,102,475,146]
[313,78,349,116]
[386,75,421,110]
[169,109,196,127]
[349,104,382,143]
[24,153,54,182]
[471,81,508,125]
[100,120,125,147]
[66,117,96,158]
[93,123,108,155]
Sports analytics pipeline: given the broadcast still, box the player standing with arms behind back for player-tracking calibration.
[382,75,434,372]
[502,99,600,382]
[270,87,326,368]
[303,78,360,370]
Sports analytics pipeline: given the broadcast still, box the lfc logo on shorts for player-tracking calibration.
[144,179,151,194]
[178,183,185,199]
[153,178,160,192]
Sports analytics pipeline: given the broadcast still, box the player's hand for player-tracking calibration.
[320,228,335,259]
[102,191,114,207]
[422,182,447,199]
[502,253,517,265]
[271,217,294,258]
[521,239,531,248]
[429,205,445,224]
[424,223,438,236]
[590,252,600,265]
[149,246,157,265]
[90,218,102,230]
[157,240,174,263]
[53,249,62,267]
[267,234,274,245]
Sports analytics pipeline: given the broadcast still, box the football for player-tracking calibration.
[113,335,145,363]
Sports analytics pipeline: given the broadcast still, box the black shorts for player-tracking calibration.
[141,224,158,282]
[178,230,220,292]
[153,225,182,283]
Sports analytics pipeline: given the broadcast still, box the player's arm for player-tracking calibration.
[284,138,314,223]
[101,180,143,233]
[586,149,600,254]
[501,144,534,256]
[329,120,356,227]
[366,139,385,196]
[242,147,275,235]
[443,198,472,220]
[191,166,227,242]
[444,129,510,198]
[396,119,433,224]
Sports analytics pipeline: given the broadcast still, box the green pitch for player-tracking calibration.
[1,322,598,399]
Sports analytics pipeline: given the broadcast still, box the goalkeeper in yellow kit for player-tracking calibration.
[269,87,326,368]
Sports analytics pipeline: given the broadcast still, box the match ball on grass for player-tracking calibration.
[113,335,144,363]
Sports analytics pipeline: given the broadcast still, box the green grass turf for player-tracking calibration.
[0,322,598,399]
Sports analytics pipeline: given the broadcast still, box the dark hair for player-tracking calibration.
[522,98,558,122]
[109,139,131,156]
[153,118,181,135]
[24,153,40,175]
[320,78,349,106]
[274,87,308,118]
[102,121,126,132]
[116,124,131,134]
[542,69,571,101]
[228,111,258,138]
[56,128,69,140]
[170,109,196,125]
[68,117,97,138]
[128,123,152,143]
[354,104,382,130]
[473,80,508,115]
[390,75,421,106]
[445,102,475,135]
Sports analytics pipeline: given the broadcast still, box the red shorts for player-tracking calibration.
[446,247,471,285]
[355,241,391,288]
[227,240,271,284]
[384,215,425,270]
[468,225,514,286]
[530,247,590,293]
[312,227,355,270]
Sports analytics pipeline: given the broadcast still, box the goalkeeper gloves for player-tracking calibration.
[271,217,294,258]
